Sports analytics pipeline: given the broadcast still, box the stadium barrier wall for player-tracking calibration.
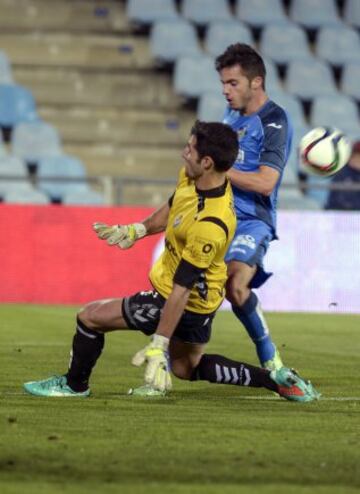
[1,205,359,313]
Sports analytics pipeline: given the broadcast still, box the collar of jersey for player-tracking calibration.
[195,179,227,198]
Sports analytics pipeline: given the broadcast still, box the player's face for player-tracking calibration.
[182,135,204,179]
[219,65,253,111]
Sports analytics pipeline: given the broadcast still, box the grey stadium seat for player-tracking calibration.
[286,58,337,99]
[182,0,232,27]
[204,20,253,58]
[316,25,360,66]
[126,0,178,26]
[197,91,226,122]
[270,91,307,128]
[12,120,62,163]
[63,189,106,206]
[289,0,341,29]
[341,62,360,101]
[343,0,360,29]
[4,187,50,205]
[310,94,360,136]
[150,19,201,65]
[260,22,312,65]
[0,155,29,196]
[174,55,220,99]
[235,0,287,27]
[0,50,13,84]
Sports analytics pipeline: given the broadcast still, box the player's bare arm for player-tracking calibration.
[227,165,280,196]
[155,283,191,339]
[142,200,170,235]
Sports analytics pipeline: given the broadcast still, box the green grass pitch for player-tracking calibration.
[0,304,359,494]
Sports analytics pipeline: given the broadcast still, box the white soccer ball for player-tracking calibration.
[299,127,351,177]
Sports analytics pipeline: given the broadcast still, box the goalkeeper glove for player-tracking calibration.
[93,222,147,249]
[132,334,172,392]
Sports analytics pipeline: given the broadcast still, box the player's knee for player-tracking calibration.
[226,277,249,306]
[77,303,103,330]
[170,359,193,380]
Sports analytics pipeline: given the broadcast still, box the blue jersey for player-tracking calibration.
[223,99,293,237]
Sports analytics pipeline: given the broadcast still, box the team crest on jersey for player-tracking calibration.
[237,127,247,140]
[173,215,182,228]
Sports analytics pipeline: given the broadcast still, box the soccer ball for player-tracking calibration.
[299,127,351,177]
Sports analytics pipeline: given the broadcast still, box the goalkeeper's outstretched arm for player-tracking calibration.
[93,200,170,249]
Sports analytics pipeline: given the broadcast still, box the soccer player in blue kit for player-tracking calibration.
[215,44,292,371]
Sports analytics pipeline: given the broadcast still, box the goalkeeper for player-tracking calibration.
[24,121,319,402]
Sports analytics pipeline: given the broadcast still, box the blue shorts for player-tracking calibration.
[225,219,273,289]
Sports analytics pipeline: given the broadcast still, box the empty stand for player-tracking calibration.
[12,120,62,164]
[310,94,360,134]
[174,55,220,99]
[0,83,37,131]
[197,91,226,122]
[126,0,178,27]
[341,62,360,101]
[342,0,360,28]
[0,50,13,83]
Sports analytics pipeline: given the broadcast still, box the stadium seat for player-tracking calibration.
[181,0,232,27]
[235,0,287,27]
[316,25,360,66]
[4,187,50,205]
[12,121,62,164]
[126,0,178,26]
[174,55,219,99]
[0,155,29,196]
[263,59,283,94]
[310,94,360,134]
[197,91,226,121]
[0,50,13,84]
[37,154,89,202]
[150,19,202,65]
[0,83,37,128]
[281,152,299,186]
[270,91,307,128]
[343,0,360,28]
[289,0,341,29]
[204,20,253,58]
[63,189,106,205]
[341,62,360,101]
[286,59,337,99]
[260,22,312,65]
[305,175,330,208]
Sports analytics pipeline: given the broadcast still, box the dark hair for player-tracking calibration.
[191,120,238,172]
[215,43,266,89]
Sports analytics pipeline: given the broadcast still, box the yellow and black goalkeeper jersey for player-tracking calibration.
[150,167,236,314]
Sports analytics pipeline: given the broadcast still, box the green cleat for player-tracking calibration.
[270,367,321,403]
[262,347,284,371]
[128,384,167,397]
[24,375,90,398]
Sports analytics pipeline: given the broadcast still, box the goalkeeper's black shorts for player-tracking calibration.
[122,290,215,344]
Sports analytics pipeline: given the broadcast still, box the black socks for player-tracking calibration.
[191,354,277,392]
[66,317,104,392]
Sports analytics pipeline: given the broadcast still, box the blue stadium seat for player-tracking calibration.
[343,0,360,29]
[289,0,341,29]
[63,189,106,206]
[126,0,178,26]
[0,83,37,127]
[316,26,360,65]
[286,59,337,99]
[305,175,330,208]
[260,22,312,65]
[204,20,253,58]
[0,155,29,197]
[263,59,283,94]
[235,0,287,27]
[12,121,62,163]
[310,94,360,135]
[341,62,360,101]
[270,91,307,128]
[4,187,50,205]
[277,187,322,210]
[37,155,89,202]
[182,0,232,27]
[0,51,13,84]
[150,19,202,64]
[174,55,219,99]
[197,91,226,121]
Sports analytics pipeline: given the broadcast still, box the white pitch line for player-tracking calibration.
[1,392,360,402]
